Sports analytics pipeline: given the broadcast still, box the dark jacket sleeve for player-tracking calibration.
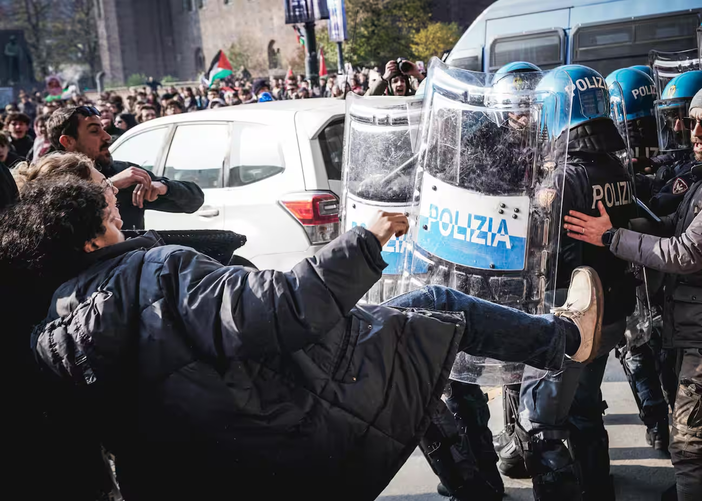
[160,227,386,361]
[0,162,19,211]
[145,170,205,214]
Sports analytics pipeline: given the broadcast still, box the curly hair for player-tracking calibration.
[0,176,107,280]
[13,152,94,192]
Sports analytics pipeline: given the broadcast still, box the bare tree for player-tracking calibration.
[14,0,54,79]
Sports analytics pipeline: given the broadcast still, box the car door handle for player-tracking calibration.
[196,209,220,218]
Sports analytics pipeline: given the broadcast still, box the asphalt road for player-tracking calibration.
[377,351,675,501]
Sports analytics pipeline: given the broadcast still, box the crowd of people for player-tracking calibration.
[0,61,427,171]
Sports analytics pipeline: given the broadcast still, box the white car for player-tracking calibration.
[109,99,345,270]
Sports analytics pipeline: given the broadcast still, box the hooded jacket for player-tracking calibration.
[32,228,463,500]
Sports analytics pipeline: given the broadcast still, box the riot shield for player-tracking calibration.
[340,93,423,303]
[402,59,573,385]
[649,48,700,94]
[609,82,653,348]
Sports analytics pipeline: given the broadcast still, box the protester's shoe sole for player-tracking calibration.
[552,266,604,365]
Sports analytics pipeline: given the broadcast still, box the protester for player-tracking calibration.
[18,92,36,121]
[0,131,24,168]
[115,112,138,131]
[98,103,124,142]
[29,113,51,161]
[138,104,158,123]
[46,106,204,229]
[0,153,604,499]
[4,112,34,158]
[367,59,424,97]
[164,99,183,115]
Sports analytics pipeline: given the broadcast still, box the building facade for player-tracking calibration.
[95,0,494,85]
[96,0,301,84]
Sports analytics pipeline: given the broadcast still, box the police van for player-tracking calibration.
[447,0,701,76]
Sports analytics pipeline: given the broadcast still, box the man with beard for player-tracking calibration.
[46,105,204,230]
[563,89,702,501]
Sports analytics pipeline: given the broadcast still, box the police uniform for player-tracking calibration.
[513,65,637,501]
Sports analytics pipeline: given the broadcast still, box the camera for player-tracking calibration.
[397,58,414,75]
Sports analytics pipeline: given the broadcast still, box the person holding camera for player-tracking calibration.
[367,59,425,97]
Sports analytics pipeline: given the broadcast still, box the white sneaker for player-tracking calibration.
[551,266,604,364]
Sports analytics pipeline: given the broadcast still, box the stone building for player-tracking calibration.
[95,0,302,84]
[95,0,494,85]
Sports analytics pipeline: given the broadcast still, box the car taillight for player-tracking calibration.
[280,192,340,245]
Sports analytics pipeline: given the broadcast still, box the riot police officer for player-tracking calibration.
[512,64,638,501]
[605,67,672,451]
[644,71,702,216]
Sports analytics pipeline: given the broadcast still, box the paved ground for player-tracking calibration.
[377,351,674,501]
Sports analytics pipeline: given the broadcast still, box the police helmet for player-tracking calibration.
[606,68,656,121]
[655,70,702,151]
[486,62,542,128]
[630,65,654,80]
[535,64,609,139]
[495,61,541,75]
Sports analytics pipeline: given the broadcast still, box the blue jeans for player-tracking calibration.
[384,285,574,372]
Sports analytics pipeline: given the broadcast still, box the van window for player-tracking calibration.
[318,119,344,181]
[164,123,229,189]
[111,127,168,172]
[572,13,699,76]
[448,47,482,71]
[228,123,285,187]
[489,30,564,71]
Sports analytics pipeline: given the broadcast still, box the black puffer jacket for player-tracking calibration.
[32,228,463,500]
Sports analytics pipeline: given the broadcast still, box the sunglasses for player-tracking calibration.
[73,105,101,117]
[681,117,702,129]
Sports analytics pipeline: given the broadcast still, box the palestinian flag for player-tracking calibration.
[293,25,306,46]
[319,47,328,77]
[205,50,233,87]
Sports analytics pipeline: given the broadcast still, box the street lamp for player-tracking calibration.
[284,0,330,87]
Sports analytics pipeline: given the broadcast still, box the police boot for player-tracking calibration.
[445,382,506,494]
[516,426,582,501]
[495,384,528,479]
[646,419,670,453]
[569,426,614,501]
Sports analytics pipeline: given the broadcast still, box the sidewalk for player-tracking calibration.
[377,351,674,501]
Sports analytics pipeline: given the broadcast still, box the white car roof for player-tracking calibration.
[117,98,345,144]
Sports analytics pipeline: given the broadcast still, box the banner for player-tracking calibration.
[327,0,347,42]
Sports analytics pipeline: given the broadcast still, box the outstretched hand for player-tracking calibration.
[369,211,409,247]
[563,201,613,247]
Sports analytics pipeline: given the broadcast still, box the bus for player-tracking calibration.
[446,0,702,76]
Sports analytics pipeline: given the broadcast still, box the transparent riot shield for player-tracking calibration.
[402,59,573,385]
[698,26,702,66]
[340,94,423,304]
[649,48,700,94]
[609,82,653,348]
